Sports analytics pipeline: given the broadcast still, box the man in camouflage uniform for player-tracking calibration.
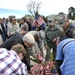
[28,30,46,61]
[56,13,75,39]
[44,15,63,61]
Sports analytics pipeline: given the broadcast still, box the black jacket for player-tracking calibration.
[0,23,6,42]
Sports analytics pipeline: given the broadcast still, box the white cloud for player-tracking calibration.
[40,0,75,15]
[0,0,28,11]
[0,0,75,16]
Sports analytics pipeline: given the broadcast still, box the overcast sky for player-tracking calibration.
[0,0,75,18]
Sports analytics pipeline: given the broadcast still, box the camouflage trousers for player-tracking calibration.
[25,48,36,67]
[45,44,56,61]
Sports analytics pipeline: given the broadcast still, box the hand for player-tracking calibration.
[28,70,32,74]
[41,52,44,56]
[45,45,49,50]
[53,38,57,42]
[30,56,35,60]
[20,30,26,34]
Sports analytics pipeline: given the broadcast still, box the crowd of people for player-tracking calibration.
[0,12,75,75]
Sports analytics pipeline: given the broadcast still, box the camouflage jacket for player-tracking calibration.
[44,25,63,46]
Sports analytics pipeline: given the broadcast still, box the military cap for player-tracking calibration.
[47,15,56,26]
[55,13,67,26]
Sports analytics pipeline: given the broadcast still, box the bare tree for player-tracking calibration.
[27,0,42,16]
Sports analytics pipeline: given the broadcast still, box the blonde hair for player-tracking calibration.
[11,44,26,57]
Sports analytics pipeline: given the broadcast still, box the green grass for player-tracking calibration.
[50,52,53,61]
